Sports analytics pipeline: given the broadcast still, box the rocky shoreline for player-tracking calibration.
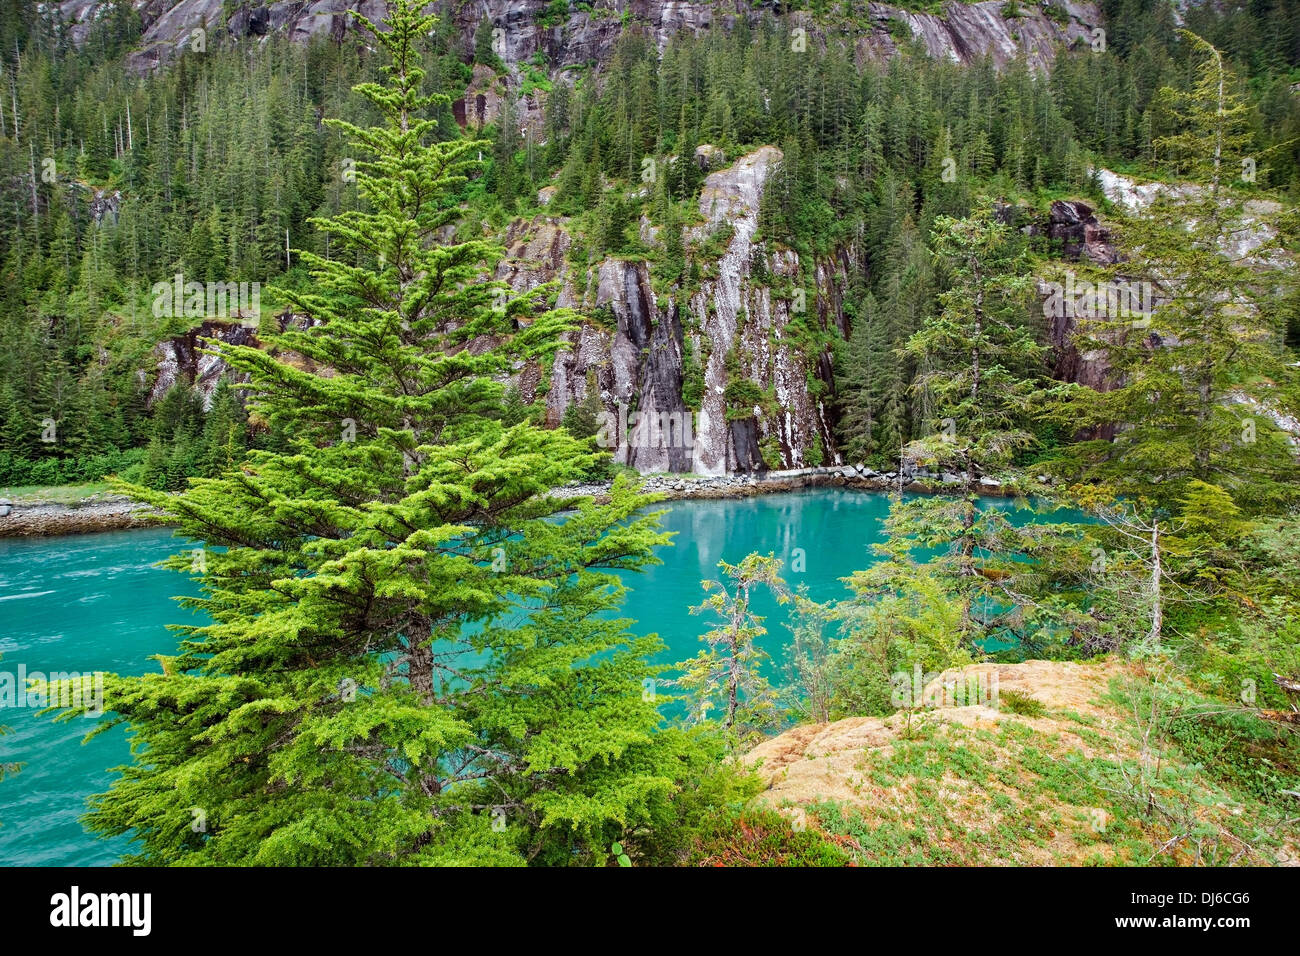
[0,464,1021,538]
[549,462,1022,503]
[0,496,164,538]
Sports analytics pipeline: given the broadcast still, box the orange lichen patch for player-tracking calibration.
[741,659,1194,864]
[745,660,1126,810]
[735,659,1294,865]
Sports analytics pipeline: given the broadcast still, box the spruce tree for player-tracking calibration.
[199,379,247,476]
[905,203,1042,495]
[1049,33,1300,514]
[674,553,788,749]
[473,16,503,73]
[883,204,1047,639]
[75,1,692,866]
[836,290,884,463]
[489,96,521,209]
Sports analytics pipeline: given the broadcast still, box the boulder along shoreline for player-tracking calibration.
[0,464,1024,538]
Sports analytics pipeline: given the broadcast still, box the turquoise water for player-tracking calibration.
[0,528,204,866]
[622,488,897,666]
[0,488,1007,866]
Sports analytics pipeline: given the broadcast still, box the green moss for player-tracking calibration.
[537,0,570,28]
[520,57,553,96]
[806,432,825,467]
[1041,1,1070,25]
[694,222,735,261]
[760,436,784,470]
[999,689,1048,717]
[682,333,706,410]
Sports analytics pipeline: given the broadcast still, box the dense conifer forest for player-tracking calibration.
[1,0,1298,487]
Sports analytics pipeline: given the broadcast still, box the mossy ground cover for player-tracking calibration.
[732,661,1299,866]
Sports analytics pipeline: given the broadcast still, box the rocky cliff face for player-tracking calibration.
[143,143,1121,476]
[688,146,841,474]
[146,319,256,409]
[498,146,846,475]
[59,0,1101,76]
[1041,171,1289,395]
[1037,198,1117,394]
[62,0,1108,474]
[137,141,844,474]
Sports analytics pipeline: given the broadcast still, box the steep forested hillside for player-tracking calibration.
[0,0,1297,488]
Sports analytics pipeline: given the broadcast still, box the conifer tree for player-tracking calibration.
[903,203,1041,493]
[489,96,521,209]
[836,290,886,462]
[1049,33,1300,514]
[74,1,692,866]
[199,379,247,476]
[473,16,503,73]
[670,105,702,201]
[674,553,788,748]
[560,384,603,440]
[884,204,1046,638]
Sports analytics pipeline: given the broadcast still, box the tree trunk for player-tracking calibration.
[970,253,983,408]
[1195,375,1212,476]
[1147,521,1162,647]
[959,447,976,577]
[724,585,747,730]
[405,614,435,705]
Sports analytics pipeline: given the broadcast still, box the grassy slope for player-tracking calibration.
[0,482,120,505]
[725,659,1299,866]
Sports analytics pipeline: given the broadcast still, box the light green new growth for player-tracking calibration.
[69,0,697,867]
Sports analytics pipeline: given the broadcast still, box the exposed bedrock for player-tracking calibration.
[512,145,846,475]
[59,1,1102,78]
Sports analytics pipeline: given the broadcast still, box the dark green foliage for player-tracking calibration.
[0,448,144,488]
[681,332,705,410]
[499,385,532,426]
[65,1,700,866]
[1165,706,1300,804]
[1109,678,1300,806]
[723,343,765,422]
[999,689,1047,717]
[560,386,603,439]
[1044,36,1300,515]
[3,5,1299,492]
[473,17,504,72]
[0,11,470,485]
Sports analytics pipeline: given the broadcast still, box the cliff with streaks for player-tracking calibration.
[65,0,1112,473]
[58,1,1101,76]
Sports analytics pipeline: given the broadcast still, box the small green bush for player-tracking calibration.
[999,689,1048,717]
[685,807,850,866]
[1165,707,1300,804]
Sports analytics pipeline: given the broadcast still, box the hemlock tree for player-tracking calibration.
[895,204,1043,577]
[836,212,932,465]
[905,204,1042,497]
[860,205,1084,650]
[836,290,889,463]
[69,1,694,866]
[675,553,788,748]
[780,588,839,724]
[833,559,972,715]
[1049,32,1300,514]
